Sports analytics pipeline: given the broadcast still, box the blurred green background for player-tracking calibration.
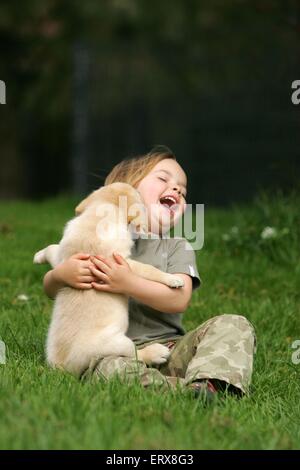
[0,0,299,204]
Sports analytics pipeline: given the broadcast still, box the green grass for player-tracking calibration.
[0,192,300,449]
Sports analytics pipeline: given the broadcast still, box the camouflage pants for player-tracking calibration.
[82,314,256,395]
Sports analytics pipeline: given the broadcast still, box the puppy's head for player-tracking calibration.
[75,183,147,233]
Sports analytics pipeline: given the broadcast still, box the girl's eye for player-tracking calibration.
[158,177,167,182]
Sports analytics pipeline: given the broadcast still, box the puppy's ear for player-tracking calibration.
[75,197,90,215]
[75,189,102,215]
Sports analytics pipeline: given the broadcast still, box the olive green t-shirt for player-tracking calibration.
[127,237,201,345]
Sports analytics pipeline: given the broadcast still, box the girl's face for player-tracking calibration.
[136,159,187,235]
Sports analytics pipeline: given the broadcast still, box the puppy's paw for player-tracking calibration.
[138,343,170,365]
[165,275,184,288]
[33,249,46,264]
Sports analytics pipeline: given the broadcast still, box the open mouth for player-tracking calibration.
[159,196,178,215]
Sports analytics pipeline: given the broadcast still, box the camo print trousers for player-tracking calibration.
[82,314,256,395]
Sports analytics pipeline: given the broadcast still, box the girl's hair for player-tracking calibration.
[104,146,176,188]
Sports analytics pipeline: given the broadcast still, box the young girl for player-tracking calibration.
[43,148,256,399]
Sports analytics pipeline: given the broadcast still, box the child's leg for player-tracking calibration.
[159,314,256,395]
[81,354,184,390]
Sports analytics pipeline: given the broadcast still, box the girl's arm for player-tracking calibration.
[90,254,193,314]
[43,253,96,299]
[125,272,192,314]
[43,269,65,300]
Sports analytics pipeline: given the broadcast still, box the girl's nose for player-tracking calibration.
[172,186,181,194]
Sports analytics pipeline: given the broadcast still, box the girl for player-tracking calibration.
[43,148,256,400]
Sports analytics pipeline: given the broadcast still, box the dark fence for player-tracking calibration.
[0,2,299,205]
[83,43,300,205]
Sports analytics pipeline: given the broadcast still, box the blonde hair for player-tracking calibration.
[104,146,176,188]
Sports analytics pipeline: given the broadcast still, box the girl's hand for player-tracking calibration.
[90,253,136,294]
[53,253,97,290]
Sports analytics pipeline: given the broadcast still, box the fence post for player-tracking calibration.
[71,41,90,195]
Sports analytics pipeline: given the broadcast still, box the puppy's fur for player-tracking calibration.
[34,183,184,376]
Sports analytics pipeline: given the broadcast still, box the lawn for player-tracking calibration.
[0,192,299,450]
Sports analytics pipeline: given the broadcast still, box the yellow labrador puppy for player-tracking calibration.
[34,183,184,376]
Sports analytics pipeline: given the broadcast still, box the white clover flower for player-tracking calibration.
[222,233,231,242]
[261,226,277,240]
[17,294,29,301]
[230,226,239,235]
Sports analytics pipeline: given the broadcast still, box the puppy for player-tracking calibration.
[34,183,184,376]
